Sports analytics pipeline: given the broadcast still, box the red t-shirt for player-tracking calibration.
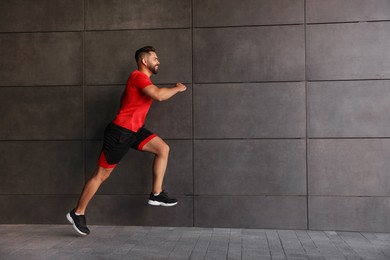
[112,70,153,132]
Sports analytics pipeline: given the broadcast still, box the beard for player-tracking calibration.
[148,64,158,74]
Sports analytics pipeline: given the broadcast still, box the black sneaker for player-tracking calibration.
[66,209,90,236]
[148,190,178,206]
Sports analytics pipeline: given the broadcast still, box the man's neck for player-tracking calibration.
[138,67,152,78]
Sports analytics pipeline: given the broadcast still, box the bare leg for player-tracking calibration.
[141,136,170,194]
[75,166,114,214]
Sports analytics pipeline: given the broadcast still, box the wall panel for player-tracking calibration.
[308,139,390,196]
[193,26,305,83]
[307,0,390,23]
[307,22,390,80]
[195,196,307,230]
[0,33,83,86]
[0,87,83,140]
[193,0,304,27]
[308,80,390,138]
[194,82,305,138]
[0,0,83,32]
[86,0,191,30]
[194,139,306,196]
[0,195,79,224]
[309,197,390,232]
[0,141,84,194]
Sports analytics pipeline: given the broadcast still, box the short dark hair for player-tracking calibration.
[135,46,156,64]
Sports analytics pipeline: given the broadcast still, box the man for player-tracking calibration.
[67,46,187,236]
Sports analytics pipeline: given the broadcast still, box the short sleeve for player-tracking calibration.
[133,72,153,89]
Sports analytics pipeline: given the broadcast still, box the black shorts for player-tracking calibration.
[98,123,156,168]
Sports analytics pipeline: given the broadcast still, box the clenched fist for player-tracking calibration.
[175,82,187,92]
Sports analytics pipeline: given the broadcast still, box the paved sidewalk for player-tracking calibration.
[1,225,389,260]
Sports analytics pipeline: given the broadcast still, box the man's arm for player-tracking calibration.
[142,83,187,101]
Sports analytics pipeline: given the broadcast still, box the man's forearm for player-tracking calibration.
[152,83,186,101]
[143,83,187,101]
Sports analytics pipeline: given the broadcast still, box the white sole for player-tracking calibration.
[66,213,88,236]
[148,200,178,207]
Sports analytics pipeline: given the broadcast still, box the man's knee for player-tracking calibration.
[159,142,170,157]
[95,167,114,182]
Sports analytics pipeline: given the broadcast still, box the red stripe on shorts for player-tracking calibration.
[138,134,157,151]
[98,152,117,169]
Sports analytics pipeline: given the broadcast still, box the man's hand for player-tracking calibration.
[175,83,187,92]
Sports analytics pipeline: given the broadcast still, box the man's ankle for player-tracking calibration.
[152,190,162,196]
[74,209,85,215]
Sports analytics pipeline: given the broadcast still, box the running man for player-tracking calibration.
[67,46,187,235]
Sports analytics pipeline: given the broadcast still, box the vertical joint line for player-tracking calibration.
[304,0,309,230]
[82,0,87,184]
[191,0,195,227]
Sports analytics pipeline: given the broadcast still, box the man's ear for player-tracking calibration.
[141,58,147,66]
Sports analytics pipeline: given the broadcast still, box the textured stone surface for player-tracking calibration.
[0,0,83,32]
[307,0,390,23]
[86,0,191,30]
[194,139,306,195]
[0,33,82,86]
[308,80,390,138]
[194,82,305,138]
[309,196,390,232]
[307,22,390,80]
[194,25,305,83]
[2,225,387,259]
[193,0,304,27]
[0,86,83,139]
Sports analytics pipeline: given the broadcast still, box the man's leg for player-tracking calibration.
[67,166,114,235]
[75,166,114,214]
[141,135,177,206]
[141,136,170,194]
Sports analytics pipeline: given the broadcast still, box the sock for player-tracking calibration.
[153,193,160,196]
[75,212,83,216]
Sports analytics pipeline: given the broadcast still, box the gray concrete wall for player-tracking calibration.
[1,0,390,232]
